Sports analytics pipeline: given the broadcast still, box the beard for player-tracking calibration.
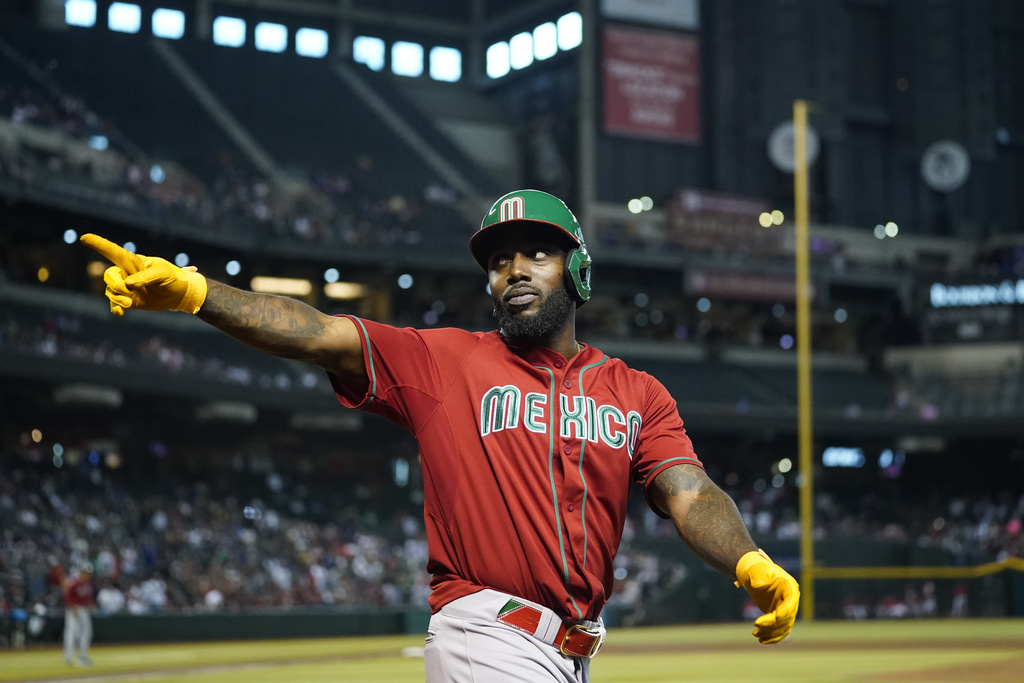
[493,285,575,342]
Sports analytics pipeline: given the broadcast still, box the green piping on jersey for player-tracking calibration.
[641,456,704,487]
[575,355,609,571]
[350,317,377,405]
[536,364,583,620]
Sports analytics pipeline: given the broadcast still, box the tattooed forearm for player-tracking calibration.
[654,464,758,577]
[680,486,758,576]
[197,281,329,360]
[653,463,704,499]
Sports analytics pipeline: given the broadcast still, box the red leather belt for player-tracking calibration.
[496,598,605,658]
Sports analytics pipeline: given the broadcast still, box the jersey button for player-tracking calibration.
[567,503,575,512]
[563,445,571,455]
[554,360,564,368]
[563,380,571,389]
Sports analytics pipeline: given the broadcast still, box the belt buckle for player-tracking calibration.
[559,623,605,658]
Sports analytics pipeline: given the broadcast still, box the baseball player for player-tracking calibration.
[62,562,95,666]
[81,189,799,682]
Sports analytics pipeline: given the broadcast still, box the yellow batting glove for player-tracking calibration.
[80,234,207,316]
[734,549,800,644]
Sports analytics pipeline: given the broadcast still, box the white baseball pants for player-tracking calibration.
[424,589,591,683]
[63,607,92,664]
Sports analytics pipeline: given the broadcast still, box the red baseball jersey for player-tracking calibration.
[64,576,94,608]
[330,318,702,622]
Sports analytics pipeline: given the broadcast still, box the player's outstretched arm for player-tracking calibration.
[197,280,367,387]
[650,463,757,576]
[650,463,799,644]
[80,233,367,388]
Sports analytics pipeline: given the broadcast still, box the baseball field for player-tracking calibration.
[3,618,1022,682]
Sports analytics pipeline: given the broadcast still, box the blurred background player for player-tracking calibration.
[62,562,94,666]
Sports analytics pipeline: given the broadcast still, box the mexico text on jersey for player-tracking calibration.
[480,384,641,456]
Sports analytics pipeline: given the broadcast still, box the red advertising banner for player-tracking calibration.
[602,25,700,142]
[667,188,783,257]
[685,268,817,303]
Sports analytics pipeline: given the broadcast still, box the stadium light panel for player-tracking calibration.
[65,0,96,27]
[353,36,385,71]
[429,47,461,82]
[557,12,583,50]
[152,8,185,39]
[392,41,424,77]
[213,16,246,48]
[486,42,510,79]
[823,447,866,468]
[296,28,328,58]
[509,32,534,70]
[108,3,141,33]
[251,276,313,296]
[534,22,557,60]
[324,282,367,300]
[255,22,287,53]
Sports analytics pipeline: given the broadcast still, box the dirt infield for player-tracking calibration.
[868,652,1024,682]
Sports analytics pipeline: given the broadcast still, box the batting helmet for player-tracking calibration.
[470,189,592,305]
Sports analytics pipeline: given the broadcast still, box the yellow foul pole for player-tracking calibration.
[793,100,815,621]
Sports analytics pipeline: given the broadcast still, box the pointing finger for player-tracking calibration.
[80,234,142,273]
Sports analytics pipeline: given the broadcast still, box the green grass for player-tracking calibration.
[3,619,1022,682]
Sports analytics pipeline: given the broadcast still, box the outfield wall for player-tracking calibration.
[631,540,1024,625]
[93,608,432,643]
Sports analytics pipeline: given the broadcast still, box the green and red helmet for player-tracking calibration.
[469,189,593,305]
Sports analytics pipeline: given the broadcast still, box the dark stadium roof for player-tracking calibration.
[210,0,572,34]
[245,0,560,22]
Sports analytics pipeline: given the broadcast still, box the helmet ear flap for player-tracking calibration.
[564,247,592,306]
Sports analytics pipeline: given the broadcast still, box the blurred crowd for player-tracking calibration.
[0,305,333,395]
[0,453,431,647]
[0,59,872,357]
[0,77,467,248]
[1,288,865,391]
[2,446,1020,646]
[6,301,1019,427]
